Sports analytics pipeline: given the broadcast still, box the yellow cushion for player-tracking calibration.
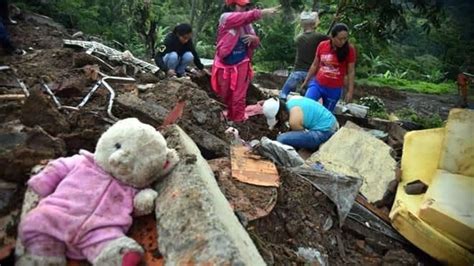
[390,128,474,265]
[419,170,474,251]
[439,109,474,177]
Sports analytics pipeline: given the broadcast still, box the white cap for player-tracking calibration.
[262,98,280,130]
[300,11,318,22]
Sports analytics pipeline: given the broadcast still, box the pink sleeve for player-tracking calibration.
[219,9,262,30]
[28,155,80,197]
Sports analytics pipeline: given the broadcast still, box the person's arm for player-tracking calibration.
[344,45,357,102]
[301,56,320,88]
[219,9,263,30]
[154,34,173,73]
[288,107,305,131]
[345,62,355,102]
[188,40,204,70]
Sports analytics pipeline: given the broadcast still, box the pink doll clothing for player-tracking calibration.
[19,150,138,261]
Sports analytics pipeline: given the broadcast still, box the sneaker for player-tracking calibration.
[5,19,17,25]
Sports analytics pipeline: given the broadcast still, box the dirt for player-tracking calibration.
[247,169,429,265]
[254,72,459,120]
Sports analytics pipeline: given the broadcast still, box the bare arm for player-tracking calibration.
[289,107,304,131]
[345,62,355,102]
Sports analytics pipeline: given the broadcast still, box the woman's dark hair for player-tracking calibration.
[173,23,193,36]
[223,4,237,12]
[275,98,289,128]
[331,23,350,63]
[222,3,253,12]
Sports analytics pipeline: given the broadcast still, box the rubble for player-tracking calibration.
[308,123,398,203]
[0,12,442,265]
[209,157,277,222]
[115,93,228,159]
[156,125,265,265]
[0,124,66,183]
[20,89,71,136]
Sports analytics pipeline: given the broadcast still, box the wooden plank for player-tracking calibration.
[356,195,391,224]
[230,146,280,187]
[0,94,26,100]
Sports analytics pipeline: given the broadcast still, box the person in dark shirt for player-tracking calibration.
[0,0,25,55]
[154,23,204,78]
[279,11,328,100]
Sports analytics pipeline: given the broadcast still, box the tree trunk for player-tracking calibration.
[190,0,197,26]
[312,0,319,11]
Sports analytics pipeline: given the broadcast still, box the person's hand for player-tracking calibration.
[167,69,176,77]
[242,35,258,46]
[345,91,353,103]
[300,81,307,91]
[261,6,280,16]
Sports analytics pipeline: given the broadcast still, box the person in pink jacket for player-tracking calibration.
[211,0,279,122]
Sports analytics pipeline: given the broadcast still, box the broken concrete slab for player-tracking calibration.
[308,126,397,203]
[115,93,228,159]
[156,125,265,265]
[0,124,66,183]
[20,89,71,136]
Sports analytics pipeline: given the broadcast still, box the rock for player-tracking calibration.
[296,247,328,266]
[382,249,418,265]
[72,31,84,38]
[308,125,397,203]
[0,124,66,183]
[0,181,18,214]
[20,89,70,136]
[155,125,266,265]
[115,93,228,159]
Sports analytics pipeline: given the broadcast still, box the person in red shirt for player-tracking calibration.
[301,23,356,111]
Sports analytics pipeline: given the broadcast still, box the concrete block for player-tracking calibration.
[308,126,397,203]
[155,125,265,265]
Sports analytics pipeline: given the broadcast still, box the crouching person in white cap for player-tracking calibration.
[262,96,338,150]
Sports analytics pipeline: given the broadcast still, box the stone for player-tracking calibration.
[0,124,66,183]
[155,125,265,265]
[20,89,70,136]
[308,126,397,203]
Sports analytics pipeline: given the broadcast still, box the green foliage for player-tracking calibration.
[396,108,444,129]
[357,96,389,119]
[253,16,297,71]
[358,77,456,94]
[358,96,386,113]
[15,0,472,96]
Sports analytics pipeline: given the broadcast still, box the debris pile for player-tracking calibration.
[0,11,446,265]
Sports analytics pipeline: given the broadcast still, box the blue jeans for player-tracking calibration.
[279,71,308,100]
[305,79,342,112]
[277,129,334,151]
[0,21,14,52]
[163,51,194,75]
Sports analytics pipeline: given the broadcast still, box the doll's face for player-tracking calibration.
[95,118,170,188]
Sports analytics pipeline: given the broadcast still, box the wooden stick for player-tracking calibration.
[0,94,26,100]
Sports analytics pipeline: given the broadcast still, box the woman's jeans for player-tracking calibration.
[279,71,307,100]
[163,51,194,75]
[277,129,334,150]
[305,79,342,112]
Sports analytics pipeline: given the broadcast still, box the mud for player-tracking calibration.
[248,169,429,265]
